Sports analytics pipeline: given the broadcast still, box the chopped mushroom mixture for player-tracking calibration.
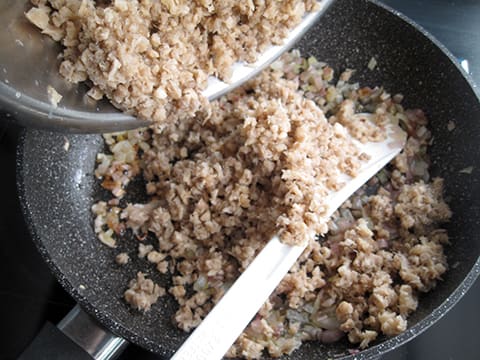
[26,0,320,125]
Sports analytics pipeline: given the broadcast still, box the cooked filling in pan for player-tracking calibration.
[92,52,451,358]
[26,1,451,357]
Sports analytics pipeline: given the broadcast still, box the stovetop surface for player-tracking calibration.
[1,1,479,359]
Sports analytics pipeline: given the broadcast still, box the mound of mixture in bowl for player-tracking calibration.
[92,52,451,358]
[26,0,320,124]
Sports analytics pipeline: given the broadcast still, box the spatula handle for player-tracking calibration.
[171,237,307,360]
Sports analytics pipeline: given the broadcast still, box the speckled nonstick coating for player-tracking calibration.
[16,0,480,359]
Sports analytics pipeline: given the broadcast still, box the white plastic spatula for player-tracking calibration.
[171,121,406,360]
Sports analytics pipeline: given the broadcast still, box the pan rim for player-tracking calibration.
[15,130,173,356]
[15,0,480,358]
[371,0,480,100]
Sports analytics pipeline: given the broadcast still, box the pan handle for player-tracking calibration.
[57,305,128,359]
[20,305,128,360]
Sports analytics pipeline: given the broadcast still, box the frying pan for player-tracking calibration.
[16,0,480,359]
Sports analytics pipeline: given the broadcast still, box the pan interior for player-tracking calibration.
[17,0,480,358]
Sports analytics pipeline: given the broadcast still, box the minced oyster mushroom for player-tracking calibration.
[26,0,320,125]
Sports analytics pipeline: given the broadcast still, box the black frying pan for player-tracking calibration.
[16,0,480,359]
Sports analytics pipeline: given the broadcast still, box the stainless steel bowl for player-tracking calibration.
[0,0,333,134]
[0,1,145,133]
